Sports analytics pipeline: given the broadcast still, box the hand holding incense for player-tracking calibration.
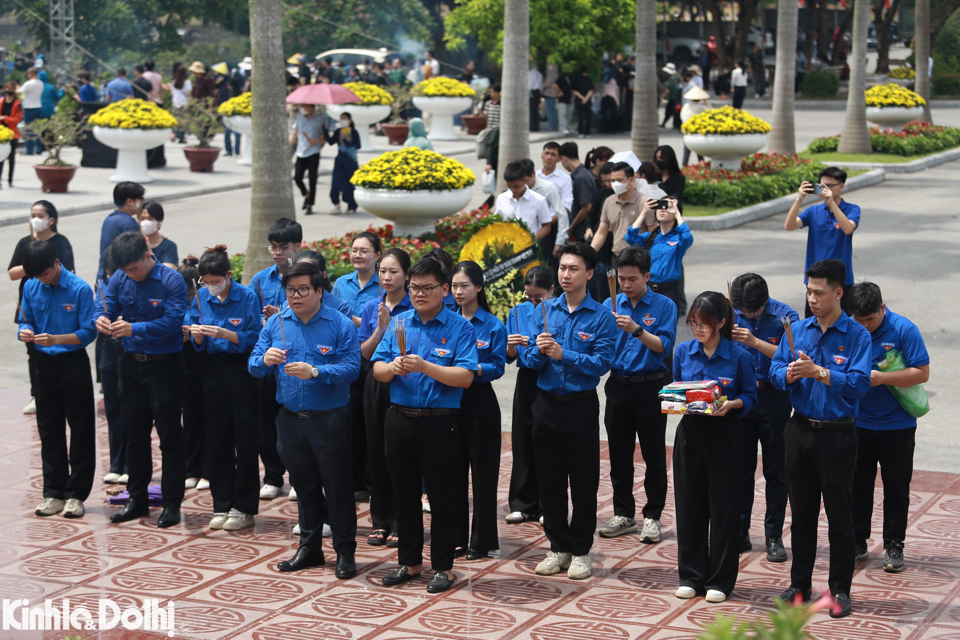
[782,316,796,361]
[607,269,618,313]
[277,310,287,350]
[394,316,408,378]
[15,299,32,331]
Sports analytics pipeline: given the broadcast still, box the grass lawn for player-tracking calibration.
[799,150,946,163]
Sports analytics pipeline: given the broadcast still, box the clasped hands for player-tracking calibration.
[536,333,562,360]
[263,347,315,380]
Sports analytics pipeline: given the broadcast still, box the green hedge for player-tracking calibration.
[802,70,840,98]
[807,126,960,156]
[684,163,827,208]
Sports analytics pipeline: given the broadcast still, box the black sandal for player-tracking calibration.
[367,529,388,546]
[385,531,399,548]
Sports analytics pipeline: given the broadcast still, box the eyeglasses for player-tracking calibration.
[522,295,544,305]
[284,286,314,298]
[266,244,293,254]
[740,303,766,319]
[687,320,708,332]
[408,284,441,296]
[350,248,374,256]
[820,182,841,189]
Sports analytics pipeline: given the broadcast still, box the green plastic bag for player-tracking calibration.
[877,349,930,418]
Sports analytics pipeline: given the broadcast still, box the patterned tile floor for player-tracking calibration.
[2,386,960,639]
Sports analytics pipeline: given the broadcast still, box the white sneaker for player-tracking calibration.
[292,523,301,535]
[117,474,129,484]
[196,478,210,490]
[322,523,332,537]
[535,551,572,575]
[223,509,255,531]
[35,497,65,516]
[209,512,228,530]
[62,499,84,518]
[23,397,36,414]
[103,472,122,484]
[539,516,544,526]
[706,589,726,603]
[260,484,280,500]
[505,511,528,524]
[640,518,662,544]
[598,515,637,538]
[421,500,431,513]
[676,586,697,599]
[185,478,199,489]
[567,554,592,580]
[288,487,298,502]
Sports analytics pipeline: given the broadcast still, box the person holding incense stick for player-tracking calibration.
[190,246,262,532]
[451,261,507,560]
[769,259,871,619]
[249,262,361,578]
[332,231,382,327]
[523,242,618,581]
[18,240,96,519]
[505,266,554,525]
[624,198,692,316]
[99,246,128,487]
[597,247,676,543]
[372,258,478,594]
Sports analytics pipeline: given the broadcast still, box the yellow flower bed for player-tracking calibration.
[888,67,916,80]
[866,83,926,108]
[217,92,252,116]
[87,100,178,129]
[682,106,772,135]
[413,77,476,98]
[342,82,393,106]
[351,147,476,191]
[0,124,13,144]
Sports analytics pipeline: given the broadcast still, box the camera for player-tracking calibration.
[812,183,824,196]
[655,199,670,210]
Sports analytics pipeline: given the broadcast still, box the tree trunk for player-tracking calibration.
[838,0,872,153]
[875,0,902,75]
[703,0,729,68]
[915,0,933,123]
[632,0,659,161]
[734,0,759,61]
[495,0,530,195]
[830,1,855,65]
[770,0,798,153]
[243,0,297,285]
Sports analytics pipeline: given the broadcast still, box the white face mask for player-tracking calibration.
[612,180,630,195]
[339,119,350,128]
[205,279,228,297]
[30,217,51,233]
[140,219,159,235]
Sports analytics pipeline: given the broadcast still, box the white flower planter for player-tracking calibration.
[325,104,391,153]
[866,106,923,130]
[354,186,473,236]
[682,133,769,171]
[0,142,10,165]
[412,96,474,141]
[224,115,253,165]
[92,127,172,183]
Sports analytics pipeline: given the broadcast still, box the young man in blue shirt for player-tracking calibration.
[97,182,145,285]
[18,241,97,519]
[848,282,930,573]
[95,232,188,528]
[769,259,872,618]
[524,242,617,580]
[597,247,676,544]
[249,262,361,578]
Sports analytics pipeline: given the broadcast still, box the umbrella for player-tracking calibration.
[285,84,361,105]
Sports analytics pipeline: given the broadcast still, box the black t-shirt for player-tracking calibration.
[659,172,686,204]
[556,75,572,104]
[9,233,76,321]
[570,164,598,241]
[573,75,594,99]
[152,237,179,267]
[132,77,153,99]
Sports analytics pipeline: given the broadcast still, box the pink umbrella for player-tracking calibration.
[285,84,361,105]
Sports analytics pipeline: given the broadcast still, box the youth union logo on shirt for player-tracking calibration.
[477,340,489,349]
[148,299,162,307]
[666,241,679,247]
[882,342,895,351]
[643,314,656,326]
[62,304,75,312]
[434,348,451,357]
[577,332,593,342]
[316,345,333,355]
[767,337,780,344]
[833,355,848,365]
[228,318,242,326]
[718,377,733,387]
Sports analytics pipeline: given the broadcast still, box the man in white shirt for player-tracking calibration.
[142,59,163,105]
[496,161,553,241]
[536,142,573,255]
[529,58,543,132]
[521,159,564,235]
[425,51,440,78]
[20,67,45,155]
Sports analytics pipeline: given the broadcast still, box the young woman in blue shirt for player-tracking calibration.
[332,231,382,326]
[625,198,693,315]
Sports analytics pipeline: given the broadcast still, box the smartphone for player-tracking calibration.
[655,199,670,210]
[812,183,824,195]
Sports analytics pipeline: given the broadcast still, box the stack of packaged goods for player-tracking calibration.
[659,380,727,415]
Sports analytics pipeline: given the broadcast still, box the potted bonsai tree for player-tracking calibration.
[178,98,221,172]
[23,109,87,193]
[381,84,414,146]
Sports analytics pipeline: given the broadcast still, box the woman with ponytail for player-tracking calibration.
[624,197,693,315]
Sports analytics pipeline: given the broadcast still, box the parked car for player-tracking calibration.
[656,32,703,63]
[314,48,402,73]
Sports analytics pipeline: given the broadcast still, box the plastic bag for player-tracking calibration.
[877,349,930,418]
[482,169,496,195]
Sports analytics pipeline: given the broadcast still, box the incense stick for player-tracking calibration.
[394,316,408,377]
[542,300,549,335]
[255,281,265,306]
[782,316,796,361]
[15,298,32,331]
[727,279,733,308]
[195,295,205,326]
[376,261,383,302]
[277,310,287,350]
[607,269,617,313]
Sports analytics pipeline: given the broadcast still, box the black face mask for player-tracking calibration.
[655,159,667,171]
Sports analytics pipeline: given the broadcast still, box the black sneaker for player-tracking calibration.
[884,541,905,573]
[855,542,869,561]
[765,537,787,563]
[740,534,752,553]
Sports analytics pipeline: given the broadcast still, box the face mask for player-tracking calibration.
[30,217,51,233]
[205,280,228,297]
[655,159,667,171]
[140,219,159,235]
[339,119,350,128]
[611,180,630,195]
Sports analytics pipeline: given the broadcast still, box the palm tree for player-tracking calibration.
[495,0,531,195]
[769,0,798,153]
[915,0,933,123]
[632,0,658,161]
[837,0,872,153]
[243,0,297,284]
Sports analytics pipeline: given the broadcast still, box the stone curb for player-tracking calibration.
[827,147,960,174]
[743,99,960,111]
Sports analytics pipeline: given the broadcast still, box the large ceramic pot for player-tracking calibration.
[223,115,253,165]
[866,106,924,130]
[183,147,221,173]
[411,96,474,141]
[92,127,173,183]
[381,123,410,146]
[326,104,391,152]
[0,143,9,165]
[34,165,77,193]
[682,133,769,171]
[354,186,473,236]
[461,114,487,135]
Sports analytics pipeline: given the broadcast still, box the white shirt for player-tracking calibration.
[170,80,192,108]
[528,68,543,92]
[536,167,573,213]
[732,68,748,88]
[427,59,440,77]
[20,78,44,109]
[495,186,553,235]
[531,178,567,242]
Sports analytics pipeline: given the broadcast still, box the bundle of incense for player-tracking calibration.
[195,296,205,326]
[376,261,383,301]
[394,316,408,377]
[255,281,265,305]
[542,300,549,334]
[782,316,797,360]
[96,279,108,315]
[607,269,617,313]
[15,299,32,330]
[277,309,287,350]
[727,279,734,308]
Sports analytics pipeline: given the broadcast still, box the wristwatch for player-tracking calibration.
[818,368,827,379]
[311,366,319,378]
[634,326,644,339]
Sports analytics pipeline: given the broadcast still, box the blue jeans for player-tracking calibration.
[23,108,42,155]
[223,125,241,155]
[544,97,558,130]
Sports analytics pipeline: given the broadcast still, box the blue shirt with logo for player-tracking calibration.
[333,270,381,318]
[506,301,538,369]
[18,268,96,355]
[734,297,801,382]
[97,210,139,284]
[192,280,262,354]
[673,336,758,416]
[798,199,860,285]
[249,264,284,321]
[465,307,507,383]
[606,288,677,376]
[358,293,413,343]
[624,222,694,283]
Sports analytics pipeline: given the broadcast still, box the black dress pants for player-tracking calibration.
[258,374,286,487]
[98,336,126,475]
[364,368,396,532]
[349,361,371,494]
[508,368,541,516]
[853,426,915,548]
[532,390,600,556]
[34,349,96,501]
[674,413,743,596]
[182,347,207,479]
[733,86,747,109]
[740,385,792,539]
[294,153,320,206]
[204,353,261,515]
[784,415,857,595]
[25,340,39,398]
[529,90,541,131]
[454,382,502,553]
[577,102,592,136]
[118,352,185,508]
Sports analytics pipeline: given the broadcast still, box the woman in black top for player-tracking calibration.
[654,145,685,205]
[140,201,179,269]
[326,112,362,214]
[584,158,615,302]
[572,65,595,138]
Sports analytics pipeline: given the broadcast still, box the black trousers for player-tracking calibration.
[577,102,592,136]
[385,407,457,571]
[98,337,126,475]
[733,86,747,109]
[508,368,541,515]
[0,137,17,184]
[204,353,261,515]
[650,281,684,319]
[25,335,39,399]
[364,368,396,532]
[349,361,371,493]
[532,390,600,556]
[853,426,915,548]
[294,153,320,206]
[604,375,669,520]
[662,100,681,129]
[118,352,185,508]
[805,286,849,318]
[277,405,357,554]
[258,374,286,487]
[182,346,206,479]
[674,413,743,596]
[529,90,541,131]
[34,349,96,501]
[454,382,502,553]
[784,415,857,594]
[740,386,792,539]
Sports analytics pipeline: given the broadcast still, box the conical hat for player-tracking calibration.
[683,85,710,101]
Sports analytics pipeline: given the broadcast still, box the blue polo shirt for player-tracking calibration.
[464,307,507,383]
[248,303,360,411]
[18,268,97,354]
[333,270,381,318]
[249,264,285,320]
[95,258,187,355]
[858,309,929,431]
[371,307,479,409]
[798,199,860,285]
[506,301,538,369]
[78,83,98,103]
[97,210,139,283]
[673,336,758,416]
[358,293,413,342]
[192,280,262,354]
[769,313,872,420]
[624,222,694,283]
[523,292,618,395]
[106,77,134,102]
[734,297,801,382]
[607,288,677,376]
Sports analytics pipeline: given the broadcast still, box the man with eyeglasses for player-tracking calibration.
[729,273,800,563]
[784,167,860,317]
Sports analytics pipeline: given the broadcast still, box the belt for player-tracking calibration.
[209,351,251,360]
[649,281,679,292]
[282,407,327,419]
[129,352,171,362]
[541,389,596,403]
[757,380,770,388]
[795,413,855,429]
[389,404,458,418]
[611,371,667,384]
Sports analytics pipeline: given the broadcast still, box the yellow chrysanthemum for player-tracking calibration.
[865,83,926,108]
[888,67,916,80]
[681,106,772,135]
[342,82,394,106]
[459,222,535,269]
[351,147,476,191]
[413,77,476,98]
[217,92,252,116]
[0,125,13,144]
[88,99,177,129]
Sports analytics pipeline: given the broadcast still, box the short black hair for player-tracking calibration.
[424,248,453,280]
[558,141,579,160]
[32,199,58,231]
[110,231,149,269]
[731,272,769,312]
[408,256,448,285]
[268,218,303,244]
[116,67,127,77]
[847,281,884,317]
[616,246,651,273]
[145,59,155,71]
[519,158,536,177]
[353,231,382,254]
[805,259,846,290]
[542,141,560,153]
[557,241,598,271]
[611,161,635,179]
[282,261,324,290]
[818,166,847,184]
[491,84,501,92]
[297,249,327,272]
[503,160,527,183]
[141,200,164,221]
[135,64,145,74]
[113,181,145,207]
[21,239,59,278]
[599,161,616,176]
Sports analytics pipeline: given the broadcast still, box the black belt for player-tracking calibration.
[282,407,327,419]
[649,281,679,293]
[209,351,251,361]
[757,380,771,388]
[129,352,171,362]
[611,371,667,384]
[795,413,855,429]
[33,348,86,359]
[389,404,458,418]
[541,389,596,403]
